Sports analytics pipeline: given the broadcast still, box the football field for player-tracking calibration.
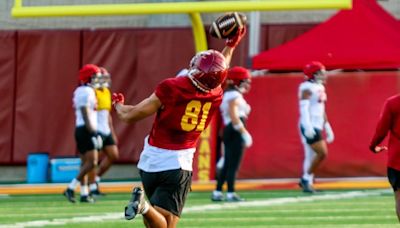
[0,184,398,227]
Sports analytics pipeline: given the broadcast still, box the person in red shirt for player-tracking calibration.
[112,28,246,227]
[370,94,400,222]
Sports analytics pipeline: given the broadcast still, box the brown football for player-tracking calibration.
[209,12,247,39]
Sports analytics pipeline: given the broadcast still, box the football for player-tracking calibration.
[209,12,247,39]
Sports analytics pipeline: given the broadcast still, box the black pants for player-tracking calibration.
[216,123,245,192]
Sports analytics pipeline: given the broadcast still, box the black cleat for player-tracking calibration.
[299,178,316,193]
[80,195,95,203]
[63,188,76,203]
[90,189,106,197]
[125,187,145,220]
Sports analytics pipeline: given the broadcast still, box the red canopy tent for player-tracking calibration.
[252,0,400,71]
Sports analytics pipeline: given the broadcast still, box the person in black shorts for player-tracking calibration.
[370,94,400,222]
[112,28,246,227]
[212,66,252,202]
[63,64,102,203]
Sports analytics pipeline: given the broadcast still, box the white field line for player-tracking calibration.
[0,189,391,228]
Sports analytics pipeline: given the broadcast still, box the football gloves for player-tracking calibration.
[226,27,246,48]
[112,92,125,107]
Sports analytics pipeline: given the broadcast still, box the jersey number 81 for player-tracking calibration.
[181,100,212,132]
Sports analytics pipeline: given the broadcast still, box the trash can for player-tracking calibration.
[27,152,49,183]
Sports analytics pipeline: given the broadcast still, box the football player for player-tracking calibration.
[298,61,334,193]
[89,67,119,196]
[113,28,246,227]
[212,66,252,202]
[370,94,400,222]
[64,64,102,203]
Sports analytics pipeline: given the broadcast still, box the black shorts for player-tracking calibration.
[75,126,96,154]
[300,126,323,144]
[387,167,400,191]
[99,133,116,148]
[140,169,192,217]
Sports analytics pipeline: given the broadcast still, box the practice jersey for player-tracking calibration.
[298,81,327,130]
[73,85,97,129]
[95,88,112,135]
[220,89,251,126]
[149,76,223,150]
[370,94,400,171]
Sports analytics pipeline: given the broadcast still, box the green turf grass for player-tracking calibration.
[0,189,397,227]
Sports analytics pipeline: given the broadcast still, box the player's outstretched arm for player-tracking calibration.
[222,27,246,66]
[113,93,162,123]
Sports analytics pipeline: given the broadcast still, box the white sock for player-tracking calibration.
[68,178,79,190]
[95,176,101,183]
[80,185,89,196]
[302,173,313,182]
[89,183,98,191]
[141,200,150,215]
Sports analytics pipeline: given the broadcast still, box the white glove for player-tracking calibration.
[91,135,103,150]
[304,126,316,139]
[241,131,253,148]
[324,122,334,143]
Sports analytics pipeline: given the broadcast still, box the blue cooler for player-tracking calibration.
[50,157,81,183]
[27,152,49,183]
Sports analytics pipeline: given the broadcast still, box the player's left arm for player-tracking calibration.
[370,100,392,153]
[324,112,334,143]
[114,93,162,124]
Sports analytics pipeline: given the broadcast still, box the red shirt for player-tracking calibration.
[370,94,400,170]
[148,76,222,150]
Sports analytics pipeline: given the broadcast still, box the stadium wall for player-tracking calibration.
[0,25,394,180]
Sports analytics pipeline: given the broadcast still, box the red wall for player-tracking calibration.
[240,72,397,178]
[0,26,393,178]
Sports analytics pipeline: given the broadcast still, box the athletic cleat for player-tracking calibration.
[80,195,95,203]
[90,189,106,197]
[125,187,145,220]
[63,188,76,203]
[299,178,316,193]
[211,192,224,202]
[226,193,244,202]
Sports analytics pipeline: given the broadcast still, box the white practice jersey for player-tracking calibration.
[298,81,327,130]
[220,90,251,126]
[73,86,98,129]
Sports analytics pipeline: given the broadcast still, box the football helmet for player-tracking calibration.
[227,66,251,90]
[79,64,101,88]
[99,67,111,88]
[303,61,326,84]
[188,50,228,92]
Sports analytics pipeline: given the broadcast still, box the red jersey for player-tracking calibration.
[370,94,400,170]
[148,76,223,150]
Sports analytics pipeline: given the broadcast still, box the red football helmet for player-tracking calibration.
[79,64,101,86]
[99,67,111,88]
[227,66,251,86]
[303,61,326,83]
[99,67,109,76]
[188,50,228,92]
